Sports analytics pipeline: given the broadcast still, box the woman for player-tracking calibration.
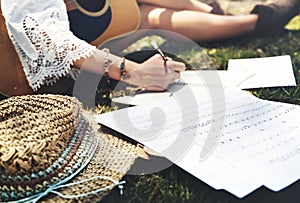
[67,0,300,46]
[136,0,300,41]
[65,0,300,77]
[65,0,300,45]
[1,0,299,98]
[0,0,185,98]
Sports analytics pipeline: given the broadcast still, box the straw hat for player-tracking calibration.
[0,94,138,202]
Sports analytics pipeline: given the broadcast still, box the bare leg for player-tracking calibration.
[137,0,214,13]
[139,4,258,41]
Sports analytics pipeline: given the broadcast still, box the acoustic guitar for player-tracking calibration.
[64,0,141,47]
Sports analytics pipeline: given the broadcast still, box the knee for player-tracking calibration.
[139,4,165,29]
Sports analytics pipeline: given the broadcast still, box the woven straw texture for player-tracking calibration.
[0,94,138,202]
[0,94,81,175]
[41,114,138,203]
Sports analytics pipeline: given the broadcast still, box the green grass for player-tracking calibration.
[98,17,300,203]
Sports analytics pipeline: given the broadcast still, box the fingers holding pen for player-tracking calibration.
[165,59,186,72]
[150,40,186,73]
[121,51,186,91]
[142,53,185,85]
[141,54,186,71]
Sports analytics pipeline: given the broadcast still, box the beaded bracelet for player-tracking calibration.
[102,48,112,83]
[118,57,126,81]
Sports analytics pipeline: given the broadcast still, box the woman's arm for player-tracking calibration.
[73,49,185,90]
[1,0,185,92]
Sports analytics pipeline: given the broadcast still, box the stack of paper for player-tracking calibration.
[96,55,299,198]
[96,86,300,198]
[112,55,296,106]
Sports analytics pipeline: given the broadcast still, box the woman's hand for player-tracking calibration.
[76,49,185,91]
[124,54,186,91]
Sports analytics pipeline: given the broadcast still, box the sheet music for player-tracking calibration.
[96,86,300,198]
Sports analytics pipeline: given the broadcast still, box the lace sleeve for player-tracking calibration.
[1,0,97,91]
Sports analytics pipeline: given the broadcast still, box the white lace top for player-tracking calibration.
[1,0,97,91]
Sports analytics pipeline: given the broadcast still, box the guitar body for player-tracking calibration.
[65,0,141,47]
[0,4,33,96]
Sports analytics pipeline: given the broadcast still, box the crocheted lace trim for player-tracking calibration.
[11,11,97,91]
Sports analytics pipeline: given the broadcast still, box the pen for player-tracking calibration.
[151,41,168,62]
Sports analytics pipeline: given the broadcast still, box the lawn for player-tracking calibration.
[97,16,300,203]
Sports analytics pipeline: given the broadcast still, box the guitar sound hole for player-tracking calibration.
[76,0,106,13]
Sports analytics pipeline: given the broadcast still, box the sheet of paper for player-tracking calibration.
[96,86,300,198]
[227,55,296,89]
[178,70,255,87]
[112,70,254,106]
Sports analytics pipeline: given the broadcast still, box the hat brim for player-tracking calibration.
[40,111,138,203]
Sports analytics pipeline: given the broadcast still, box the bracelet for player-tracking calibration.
[102,48,113,83]
[118,57,126,80]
